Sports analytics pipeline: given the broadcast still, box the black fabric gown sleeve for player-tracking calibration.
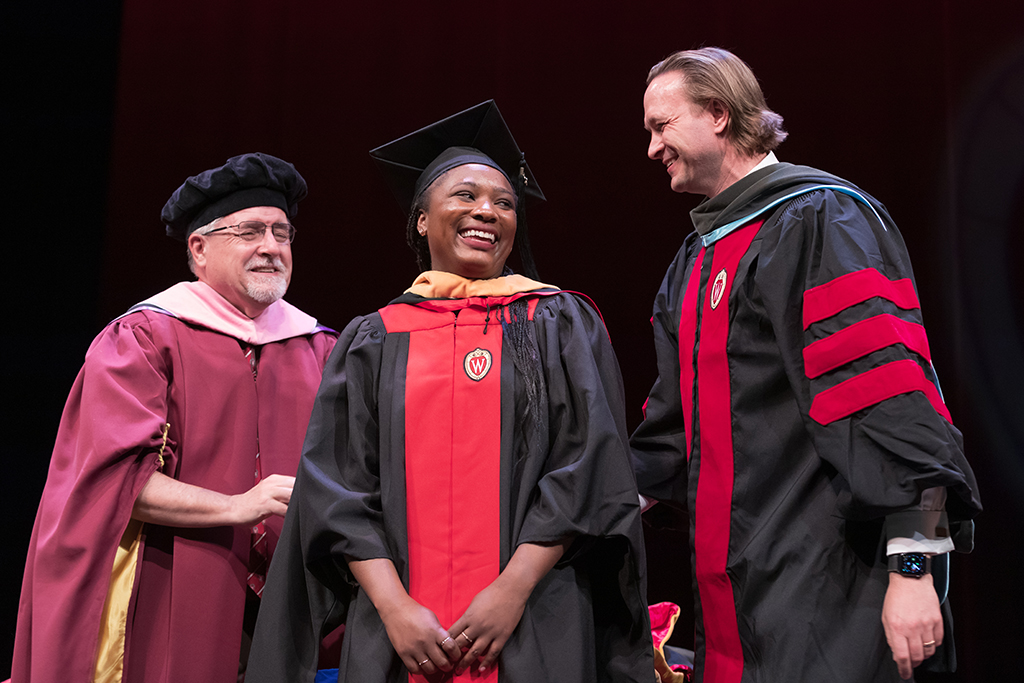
[629,232,701,506]
[512,293,653,682]
[755,188,981,522]
[246,313,386,683]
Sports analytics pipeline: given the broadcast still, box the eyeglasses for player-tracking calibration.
[203,221,296,244]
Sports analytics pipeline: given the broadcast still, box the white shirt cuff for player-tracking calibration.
[639,494,657,513]
[885,509,955,555]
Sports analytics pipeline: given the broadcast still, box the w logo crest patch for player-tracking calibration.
[710,269,728,310]
[464,348,493,381]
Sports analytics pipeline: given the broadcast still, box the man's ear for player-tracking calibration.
[188,233,207,268]
[708,99,730,135]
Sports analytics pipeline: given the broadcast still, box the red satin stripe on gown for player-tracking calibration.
[388,303,502,683]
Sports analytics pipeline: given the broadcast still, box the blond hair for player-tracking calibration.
[648,47,787,156]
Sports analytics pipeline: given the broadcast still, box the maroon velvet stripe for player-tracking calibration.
[809,358,952,424]
[694,221,761,683]
[678,248,706,462]
[802,268,920,329]
[803,314,932,378]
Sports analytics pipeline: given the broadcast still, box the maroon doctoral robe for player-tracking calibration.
[12,282,337,683]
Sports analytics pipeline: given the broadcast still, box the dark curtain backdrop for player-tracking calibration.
[4,1,1022,680]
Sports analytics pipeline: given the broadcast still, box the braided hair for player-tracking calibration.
[499,298,546,463]
[405,193,433,272]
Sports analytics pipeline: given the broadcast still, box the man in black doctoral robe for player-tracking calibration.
[632,47,981,682]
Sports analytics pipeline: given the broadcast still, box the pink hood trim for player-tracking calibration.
[136,281,320,345]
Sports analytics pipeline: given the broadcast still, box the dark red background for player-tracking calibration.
[4,1,1023,679]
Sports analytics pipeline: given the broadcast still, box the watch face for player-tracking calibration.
[899,553,927,575]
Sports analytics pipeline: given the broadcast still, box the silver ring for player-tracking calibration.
[923,640,936,647]
[441,636,453,646]
[419,658,430,666]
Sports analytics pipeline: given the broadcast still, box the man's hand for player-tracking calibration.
[229,474,294,525]
[882,571,943,679]
[132,471,294,527]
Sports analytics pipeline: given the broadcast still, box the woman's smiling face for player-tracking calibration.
[417,164,517,280]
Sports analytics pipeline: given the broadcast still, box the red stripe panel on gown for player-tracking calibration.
[694,221,762,683]
[382,302,501,683]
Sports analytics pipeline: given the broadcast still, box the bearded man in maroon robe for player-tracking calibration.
[11,153,338,683]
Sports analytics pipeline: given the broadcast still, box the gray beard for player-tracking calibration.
[245,275,288,305]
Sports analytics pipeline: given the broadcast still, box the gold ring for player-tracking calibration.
[923,640,936,647]
[441,636,453,646]
[419,658,430,666]
[460,631,474,644]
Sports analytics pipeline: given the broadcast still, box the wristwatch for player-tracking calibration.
[888,552,932,578]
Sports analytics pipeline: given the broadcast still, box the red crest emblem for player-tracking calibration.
[710,269,728,310]
[464,348,493,381]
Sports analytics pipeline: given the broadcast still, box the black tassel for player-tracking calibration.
[500,298,544,463]
[515,153,539,280]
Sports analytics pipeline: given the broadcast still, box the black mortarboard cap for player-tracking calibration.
[369,100,545,213]
[161,152,308,240]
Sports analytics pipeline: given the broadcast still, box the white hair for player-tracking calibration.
[186,216,223,274]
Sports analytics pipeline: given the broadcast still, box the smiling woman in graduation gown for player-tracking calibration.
[246,102,653,683]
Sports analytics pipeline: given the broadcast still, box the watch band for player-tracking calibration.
[888,552,932,577]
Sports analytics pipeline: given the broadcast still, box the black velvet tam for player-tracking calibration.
[369,100,545,214]
[161,152,308,240]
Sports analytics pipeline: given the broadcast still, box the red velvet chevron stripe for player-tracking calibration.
[809,359,951,424]
[803,314,931,378]
[803,268,919,329]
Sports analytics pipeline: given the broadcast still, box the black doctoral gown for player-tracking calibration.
[631,164,982,683]
[248,273,654,683]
